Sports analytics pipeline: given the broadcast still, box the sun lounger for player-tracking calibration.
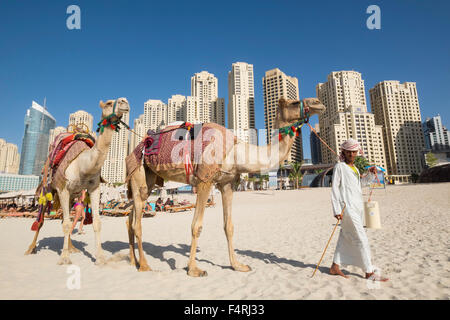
[165,204,195,213]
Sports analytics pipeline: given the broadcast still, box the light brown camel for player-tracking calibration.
[127,98,325,276]
[25,98,130,265]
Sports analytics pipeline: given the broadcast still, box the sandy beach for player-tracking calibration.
[0,183,449,300]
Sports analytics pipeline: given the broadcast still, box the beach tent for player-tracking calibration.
[0,191,22,199]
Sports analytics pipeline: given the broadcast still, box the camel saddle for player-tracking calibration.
[126,122,237,184]
[42,132,96,191]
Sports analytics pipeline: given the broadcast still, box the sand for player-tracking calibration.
[0,183,449,300]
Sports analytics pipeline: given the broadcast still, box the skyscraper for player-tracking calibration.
[191,71,225,126]
[310,124,322,164]
[228,62,257,144]
[48,126,67,146]
[144,99,168,131]
[423,115,450,151]
[0,139,20,174]
[168,94,187,124]
[263,68,302,163]
[317,71,386,169]
[69,110,94,133]
[129,114,145,153]
[101,112,130,184]
[19,101,56,176]
[370,81,425,183]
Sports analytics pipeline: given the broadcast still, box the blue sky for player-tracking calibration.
[1,0,449,159]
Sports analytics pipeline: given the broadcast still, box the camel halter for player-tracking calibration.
[96,99,130,134]
[276,100,310,141]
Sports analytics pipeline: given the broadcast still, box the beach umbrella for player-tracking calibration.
[364,165,386,172]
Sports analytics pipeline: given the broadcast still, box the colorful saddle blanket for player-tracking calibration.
[46,132,96,190]
[126,122,237,183]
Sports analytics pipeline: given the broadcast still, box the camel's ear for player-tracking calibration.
[99,100,105,109]
[279,98,288,108]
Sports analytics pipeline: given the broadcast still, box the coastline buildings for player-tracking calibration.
[228,62,257,144]
[144,99,168,132]
[423,115,450,151]
[310,124,322,164]
[48,126,67,146]
[0,139,20,174]
[69,110,94,133]
[369,81,425,183]
[19,101,56,176]
[263,68,303,163]
[316,71,386,169]
[167,94,201,124]
[101,112,130,184]
[130,114,145,153]
[191,71,225,126]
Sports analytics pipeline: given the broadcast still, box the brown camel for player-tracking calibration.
[127,98,325,276]
[25,98,130,265]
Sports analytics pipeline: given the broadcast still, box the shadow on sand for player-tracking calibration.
[235,248,363,278]
[101,240,233,271]
[32,238,361,278]
[33,236,96,263]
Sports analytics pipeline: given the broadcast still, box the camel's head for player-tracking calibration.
[303,98,326,117]
[276,97,325,128]
[99,97,130,119]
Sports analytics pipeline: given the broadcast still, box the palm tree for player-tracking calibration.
[288,161,304,189]
[354,156,369,174]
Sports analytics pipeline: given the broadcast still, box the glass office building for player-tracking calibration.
[19,101,56,176]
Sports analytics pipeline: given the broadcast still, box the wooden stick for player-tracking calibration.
[311,203,346,278]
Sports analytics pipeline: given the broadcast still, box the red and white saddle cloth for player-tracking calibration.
[126,122,237,184]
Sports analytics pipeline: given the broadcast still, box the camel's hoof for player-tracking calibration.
[234,264,252,272]
[187,267,208,277]
[57,257,72,265]
[95,257,106,266]
[24,247,37,255]
[138,264,152,272]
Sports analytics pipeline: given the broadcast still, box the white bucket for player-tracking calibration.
[364,201,381,229]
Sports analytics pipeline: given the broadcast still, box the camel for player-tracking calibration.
[25,98,130,265]
[127,97,325,276]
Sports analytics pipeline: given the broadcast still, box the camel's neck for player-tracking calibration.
[83,128,114,174]
[236,131,296,174]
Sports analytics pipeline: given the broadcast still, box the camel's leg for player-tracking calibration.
[126,206,137,267]
[132,166,155,271]
[24,211,45,255]
[68,235,79,254]
[57,188,72,265]
[219,182,251,272]
[187,182,212,277]
[89,185,106,265]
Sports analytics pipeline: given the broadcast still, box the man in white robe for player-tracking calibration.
[330,138,388,282]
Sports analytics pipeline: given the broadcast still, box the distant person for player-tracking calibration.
[164,198,173,209]
[155,197,163,212]
[70,189,86,235]
[329,138,388,282]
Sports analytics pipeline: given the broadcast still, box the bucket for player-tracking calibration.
[364,201,381,229]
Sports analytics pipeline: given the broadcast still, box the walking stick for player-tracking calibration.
[311,203,346,278]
